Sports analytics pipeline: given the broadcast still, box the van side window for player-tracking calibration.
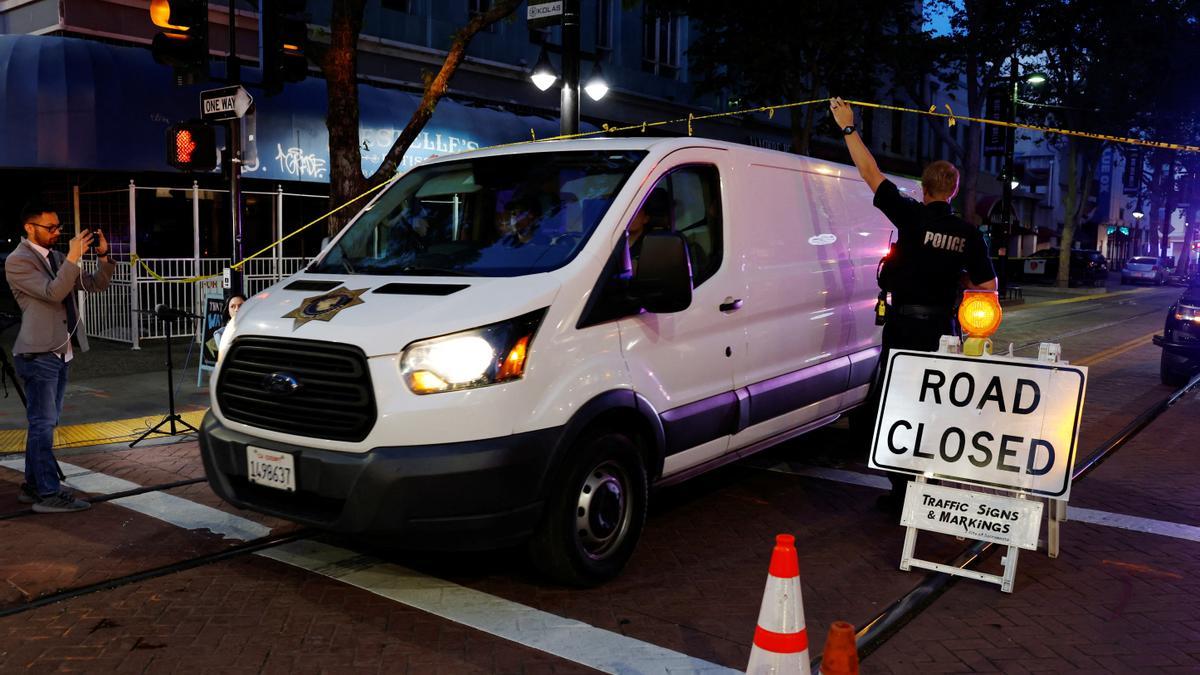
[628,165,723,287]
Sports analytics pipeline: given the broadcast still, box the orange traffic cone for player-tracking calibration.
[747,534,810,675]
[819,621,859,675]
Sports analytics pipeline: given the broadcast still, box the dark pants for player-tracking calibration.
[868,312,958,496]
[13,353,69,497]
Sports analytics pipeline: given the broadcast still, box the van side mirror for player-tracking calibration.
[631,232,693,313]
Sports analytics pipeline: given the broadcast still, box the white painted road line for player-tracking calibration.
[760,462,1200,545]
[1068,507,1200,544]
[0,458,270,542]
[260,539,740,675]
[2,458,741,673]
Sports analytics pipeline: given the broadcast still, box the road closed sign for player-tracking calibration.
[870,350,1087,499]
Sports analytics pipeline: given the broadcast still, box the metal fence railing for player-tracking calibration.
[80,257,309,344]
[73,180,327,348]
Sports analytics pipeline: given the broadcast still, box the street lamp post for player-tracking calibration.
[1000,58,1047,298]
[559,0,580,135]
[528,0,607,135]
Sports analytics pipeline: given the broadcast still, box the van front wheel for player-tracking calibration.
[529,430,648,586]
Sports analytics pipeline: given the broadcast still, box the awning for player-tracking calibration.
[0,35,575,183]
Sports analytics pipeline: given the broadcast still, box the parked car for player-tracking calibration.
[1121,256,1168,285]
[199,138,901,585]
[1025,248,1108,286]
[1153,274,1200,386]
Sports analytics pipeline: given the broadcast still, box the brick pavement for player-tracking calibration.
[0,554,595,674]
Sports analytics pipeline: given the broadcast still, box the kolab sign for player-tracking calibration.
[870,350,1087,499]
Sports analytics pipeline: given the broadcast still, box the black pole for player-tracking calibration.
[560,0,580,136]
[164,320,179,434]
[228,0,244,296]
[999,51,1017,298]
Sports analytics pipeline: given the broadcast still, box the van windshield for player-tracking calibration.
[311,150,646,277]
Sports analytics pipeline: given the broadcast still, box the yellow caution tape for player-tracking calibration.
[131,178,394,284]
[131,95,1199,288]
[846,99,1200,153]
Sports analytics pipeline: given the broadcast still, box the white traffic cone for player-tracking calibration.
[746,534,810,675]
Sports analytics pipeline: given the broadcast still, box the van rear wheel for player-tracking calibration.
[529,429,647,586]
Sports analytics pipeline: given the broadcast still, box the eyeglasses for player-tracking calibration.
[25,223,62,234]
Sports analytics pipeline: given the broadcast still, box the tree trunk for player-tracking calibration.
[960,52,984,226]
[321,0,368,238]
[1181,170,1200,276]
[1145,152,1166,257]
[320,0,521,238]
[1181,219,1197,277]
[789,107,808,156]
[369,0,523,185]
[1056,136,1094,288]
[1160,159,1178,260]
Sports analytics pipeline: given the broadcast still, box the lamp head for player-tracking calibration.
[530,46,557,91]
[584,61,608,101]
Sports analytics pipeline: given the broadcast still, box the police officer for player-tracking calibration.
[830,97,997,513]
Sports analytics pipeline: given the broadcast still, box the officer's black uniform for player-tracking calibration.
[868,179,995,508]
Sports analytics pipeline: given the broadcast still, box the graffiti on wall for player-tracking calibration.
[276,144,327,178]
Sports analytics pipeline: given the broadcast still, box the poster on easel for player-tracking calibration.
[197,293,225,386]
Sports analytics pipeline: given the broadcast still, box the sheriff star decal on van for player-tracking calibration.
[282,287,368,329]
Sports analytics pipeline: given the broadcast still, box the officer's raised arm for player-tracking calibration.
[831,97,885,193]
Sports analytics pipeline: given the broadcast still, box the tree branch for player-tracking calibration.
[368,0,522,186]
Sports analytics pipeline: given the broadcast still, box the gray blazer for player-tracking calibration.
[5,239,115,356]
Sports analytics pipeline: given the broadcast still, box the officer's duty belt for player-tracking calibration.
[893,304,953,320]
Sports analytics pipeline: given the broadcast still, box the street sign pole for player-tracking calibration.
[200,84,252,298]
[560,0,580,136]
[229,115,244,297]
[227,0,244,298]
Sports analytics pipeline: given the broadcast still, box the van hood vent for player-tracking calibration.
[372,282,470,296]
[284,279,343,292]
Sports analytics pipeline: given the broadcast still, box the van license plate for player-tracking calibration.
[247,447,296,492]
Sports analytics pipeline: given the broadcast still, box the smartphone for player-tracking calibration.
[88,228,100,255]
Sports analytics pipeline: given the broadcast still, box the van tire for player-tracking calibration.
[528,429,648,586]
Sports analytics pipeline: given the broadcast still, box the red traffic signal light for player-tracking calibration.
[150,0,209,82]
[166,123,217,172]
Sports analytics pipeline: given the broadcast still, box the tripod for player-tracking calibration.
[130,310,200,447]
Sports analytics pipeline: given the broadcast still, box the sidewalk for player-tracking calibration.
[0,336,211,451]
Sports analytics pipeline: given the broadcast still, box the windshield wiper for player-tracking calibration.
[310,240,356,274]
[395,265,471,277]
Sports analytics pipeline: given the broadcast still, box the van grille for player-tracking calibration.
[216,336,376,442]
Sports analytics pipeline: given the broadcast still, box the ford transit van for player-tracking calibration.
[199,137,911,584]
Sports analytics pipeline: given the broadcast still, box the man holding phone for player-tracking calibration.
[6,201,115,513]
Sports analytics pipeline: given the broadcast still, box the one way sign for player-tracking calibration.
[201,85,253,121]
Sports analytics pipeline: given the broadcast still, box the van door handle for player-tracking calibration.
[719,298,743,313]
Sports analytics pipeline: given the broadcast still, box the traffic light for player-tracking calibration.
[166,123,218,172]
[260,0,309,94]
[150,0,209,83]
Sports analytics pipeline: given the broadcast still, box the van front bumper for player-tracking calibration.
[198,411,560,549]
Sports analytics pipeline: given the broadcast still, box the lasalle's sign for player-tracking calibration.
[870,350,1087,499]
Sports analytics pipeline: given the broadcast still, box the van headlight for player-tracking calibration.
[401,309,546,394]
[1176,304,1200,323]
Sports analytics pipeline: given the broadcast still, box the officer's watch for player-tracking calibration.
[841,125,857,136]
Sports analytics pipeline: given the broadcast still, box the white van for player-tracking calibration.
[199,137,910,584]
